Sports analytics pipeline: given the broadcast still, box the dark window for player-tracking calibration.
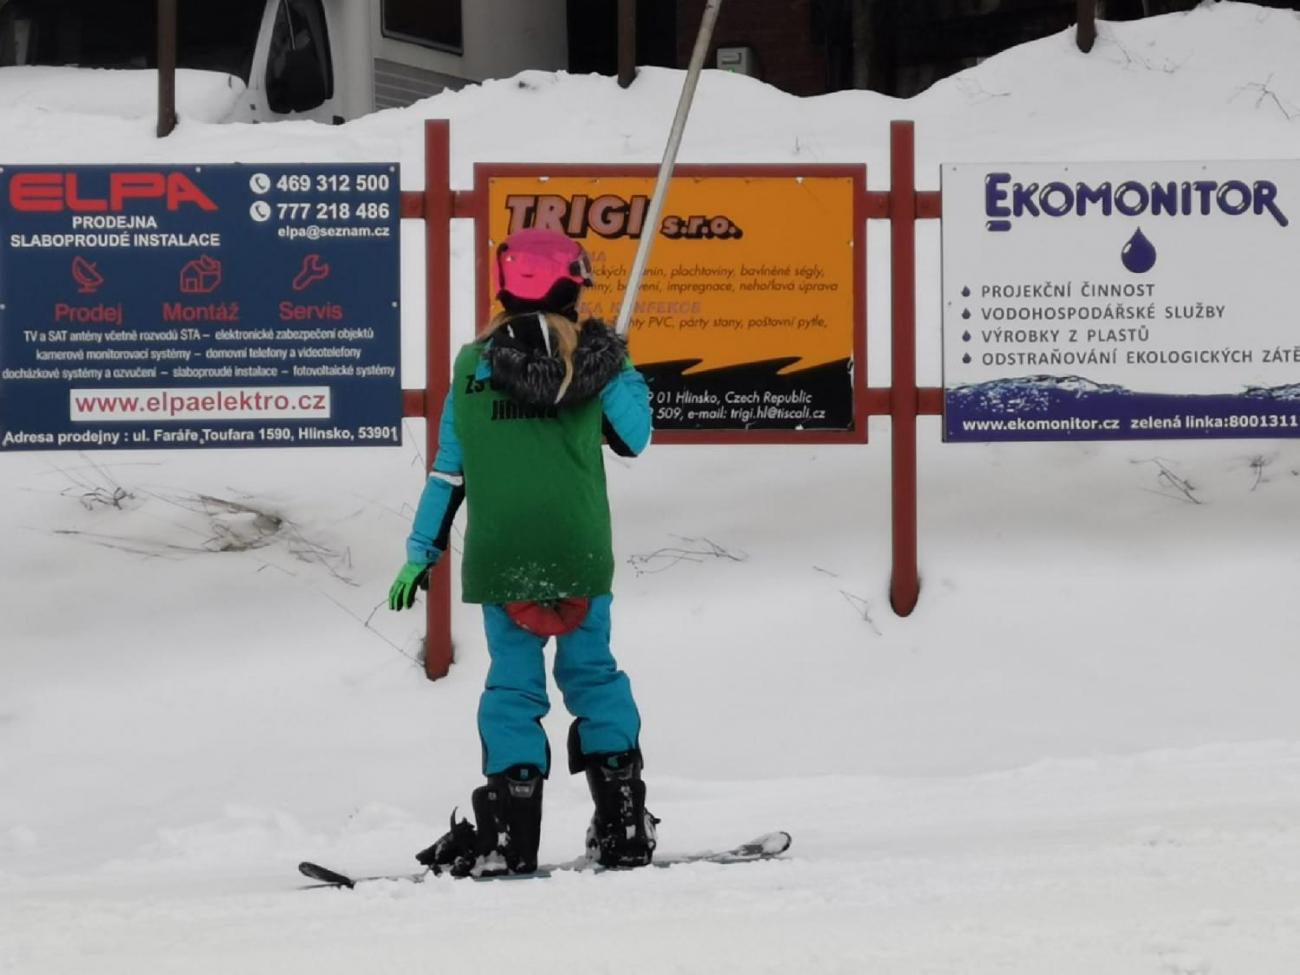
[566,0,676,75]
[382,0,462,54]
[265,0,334,114]
[0,0,265,81]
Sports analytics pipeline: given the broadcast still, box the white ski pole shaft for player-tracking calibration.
[615,0,723,338]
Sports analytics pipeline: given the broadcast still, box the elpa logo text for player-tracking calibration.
[8,172,218,213]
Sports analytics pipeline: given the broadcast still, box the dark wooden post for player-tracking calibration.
[618,0,637,88]
[1076,0,1097,53]
[157,0,178,137]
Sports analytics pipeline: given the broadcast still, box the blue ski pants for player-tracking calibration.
[478,594,641,776]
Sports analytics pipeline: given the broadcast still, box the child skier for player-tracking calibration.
[388,228,656,878]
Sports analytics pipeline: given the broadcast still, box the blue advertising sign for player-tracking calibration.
[0,163,400,451]
[942,161,1300,442]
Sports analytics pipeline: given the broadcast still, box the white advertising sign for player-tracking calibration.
[941,161,1300,441]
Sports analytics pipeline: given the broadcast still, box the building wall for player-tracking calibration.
[326,0,568,114]
[672,1,1300,100]
[367,0,568,86]
[675,0,829,97]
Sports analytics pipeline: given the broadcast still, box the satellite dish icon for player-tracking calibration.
[72,256,105,294]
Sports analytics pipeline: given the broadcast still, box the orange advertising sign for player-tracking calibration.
[482,167,864,437]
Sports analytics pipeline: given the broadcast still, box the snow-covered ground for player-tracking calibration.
[5,4,1300,973]
[0,67,246,123]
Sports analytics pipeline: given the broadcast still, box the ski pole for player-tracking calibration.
[614,0,724,339]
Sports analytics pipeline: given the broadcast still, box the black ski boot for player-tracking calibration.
[583,751,658,867]
[415,764,544,878]
[568,723,657,868]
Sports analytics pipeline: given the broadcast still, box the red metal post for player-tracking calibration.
[423,120,454,679]
[889,121,920,615]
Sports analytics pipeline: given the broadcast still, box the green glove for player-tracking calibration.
[388,561,431,611]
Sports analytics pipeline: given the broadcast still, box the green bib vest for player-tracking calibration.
[452,342,614,604]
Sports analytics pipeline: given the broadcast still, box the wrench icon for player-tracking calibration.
[292,254,331,292]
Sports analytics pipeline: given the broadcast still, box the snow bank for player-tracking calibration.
[0,66,246,124]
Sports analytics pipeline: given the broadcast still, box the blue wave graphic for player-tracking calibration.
[946,376,1300,441]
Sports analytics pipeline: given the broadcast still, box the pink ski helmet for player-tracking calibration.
[495,228,594,303]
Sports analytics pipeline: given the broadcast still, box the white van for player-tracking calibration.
[0,0,568,123]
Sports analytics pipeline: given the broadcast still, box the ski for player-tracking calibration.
[298,861,429,888]
[299,830,791,887]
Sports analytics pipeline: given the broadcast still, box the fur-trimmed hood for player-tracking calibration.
[485,314,626,408]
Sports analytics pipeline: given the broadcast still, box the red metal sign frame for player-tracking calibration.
[402,119,940,681]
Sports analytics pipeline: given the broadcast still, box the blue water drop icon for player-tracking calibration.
[961,286,971,298]
[961,309,971,320]
[1121,228,1156,274]
[962,330,971,342]
[962,353,972,364]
